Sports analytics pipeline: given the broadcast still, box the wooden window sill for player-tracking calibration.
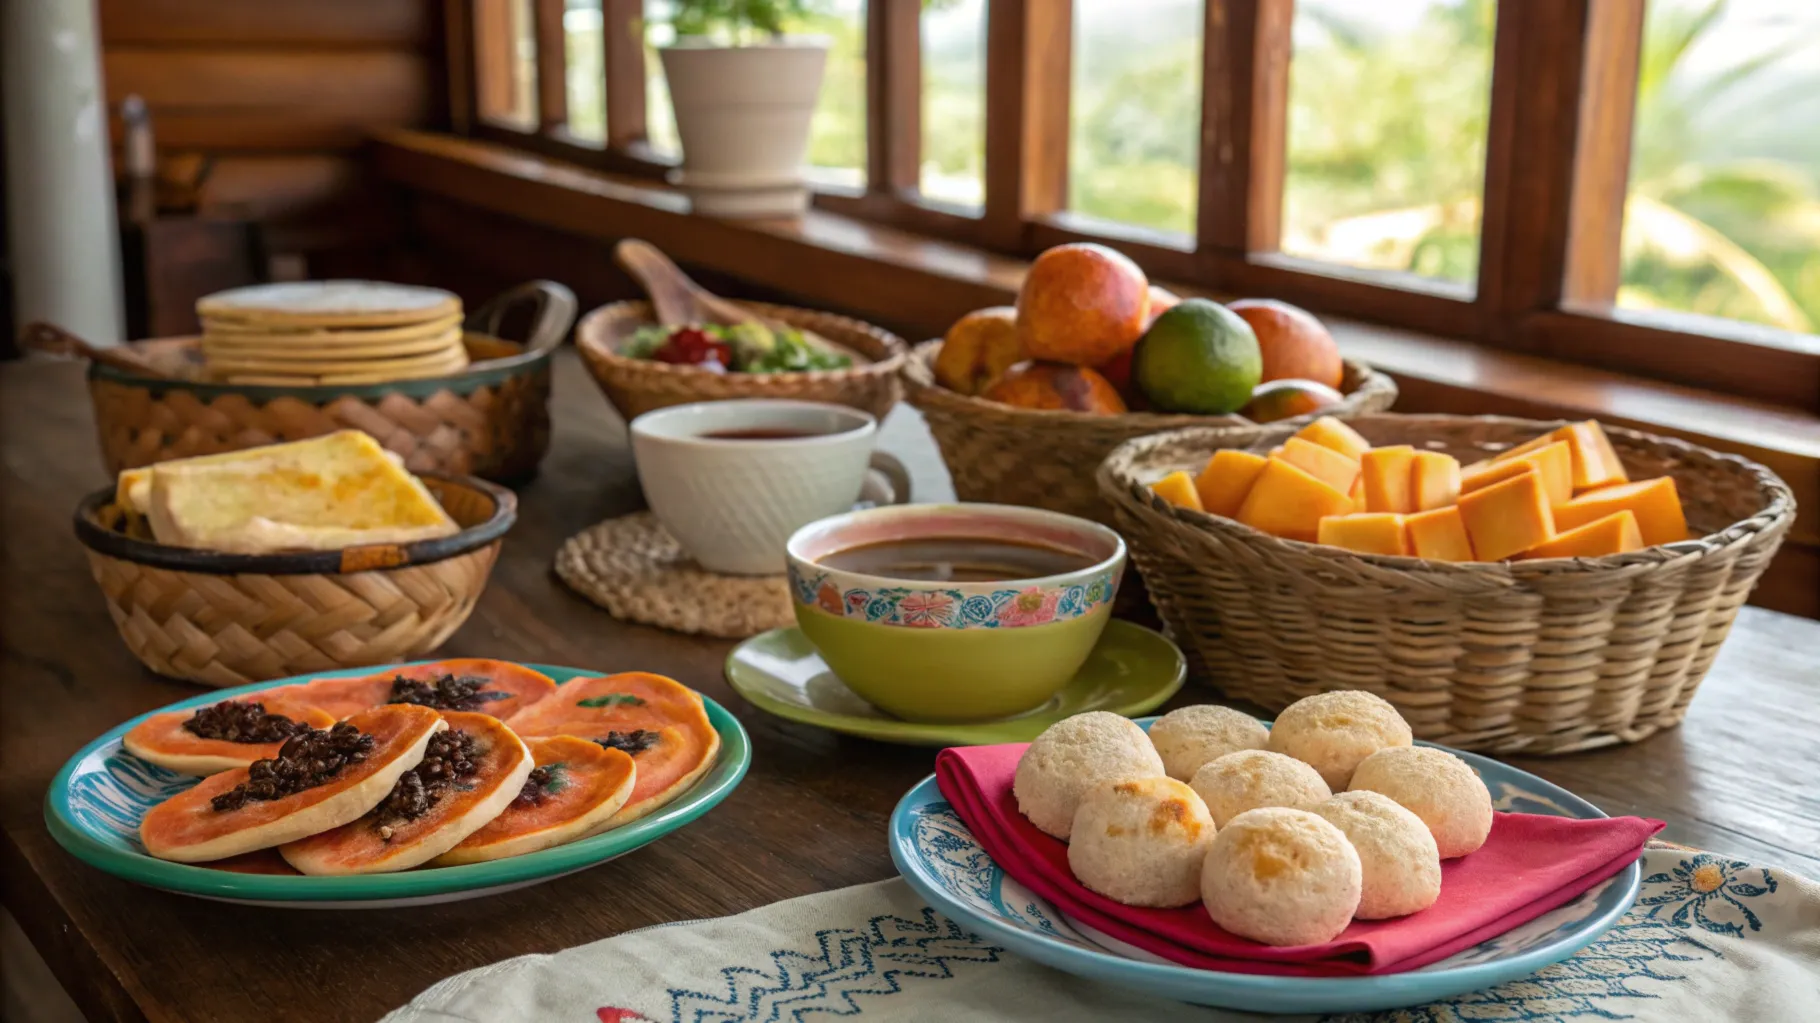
[369,129,1817,617]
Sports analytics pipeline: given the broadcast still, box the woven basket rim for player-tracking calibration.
[902,339,1391,429]
[1097,412,1797,580]
[574,299,909,386]
[88,332,552,400]
[72,471,518,576]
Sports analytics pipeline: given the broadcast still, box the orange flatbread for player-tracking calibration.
[280,712,532,875]
[123,697,337,775]
[141,704,444,862]
[277,660,560,720]
[435,736,637,865]
[506,673,719,826]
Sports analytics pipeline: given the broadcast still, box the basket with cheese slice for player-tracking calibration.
[75,432,515,688]
[1097,414,1794,755]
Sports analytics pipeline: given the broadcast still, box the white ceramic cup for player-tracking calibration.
[630,399,911,575]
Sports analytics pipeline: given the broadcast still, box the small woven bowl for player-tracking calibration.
[903,341,1398,524]
[73,473,516,689]
[1096,413,1796,754]
[574,300,908,421]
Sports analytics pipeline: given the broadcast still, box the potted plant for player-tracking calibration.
[655,0,830,218]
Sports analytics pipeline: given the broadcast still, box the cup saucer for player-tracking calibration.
[722,620,1186,746]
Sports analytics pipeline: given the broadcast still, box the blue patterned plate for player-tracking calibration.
[889,721,1641,1015]
[45,663,750,908]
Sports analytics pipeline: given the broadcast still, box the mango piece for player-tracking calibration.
[1317,513,1410,556]
[1456,469,1554,562]
[1360,445,1417,513]
[1195,450,1269,518]
[1150,471,1204,512]
[1552,477,1686,546]
[1348,474,1365,505]
[1522,510,1643,560]
[1236,458,1353,541]
[1557,421,1629,492]
[1410,451,1461,511]
[1274,437,1361,495]
[1406,506,1475,562]
[1485,421,1628,493]
[1292,416,1371,461]
[1464,440,1572,507]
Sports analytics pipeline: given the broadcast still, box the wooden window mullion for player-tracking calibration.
[867,0,923,196]
[533,0,568,133]
[1196,0,1292,259]
[605,0,648,149]
[983,0,1070,251]
[1560,0,1645,308]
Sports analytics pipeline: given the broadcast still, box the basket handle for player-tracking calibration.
[18,321,172,378]
[466,281,578,355]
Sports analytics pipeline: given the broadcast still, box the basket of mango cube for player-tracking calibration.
[1095,413,1795,755]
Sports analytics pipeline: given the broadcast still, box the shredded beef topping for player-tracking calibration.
[182,699,311,744]
[387,674,512,713]
[210,723,375,812]
[371,730,481,835]
[595,730,660,755]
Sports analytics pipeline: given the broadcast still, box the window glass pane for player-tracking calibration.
[566,0,606,143]
[476,0,539,130]
[1281,0,1495,287]
[921,0,986,209]
[1619,0,1820,334]
[1068,0,1202,236]
[644,1,866,188]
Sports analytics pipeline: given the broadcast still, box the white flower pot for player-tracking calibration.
[659,39,829,218]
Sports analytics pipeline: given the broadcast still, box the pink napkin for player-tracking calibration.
[935,743,1661,976]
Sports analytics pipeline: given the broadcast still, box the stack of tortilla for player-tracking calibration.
[195,281,469,385]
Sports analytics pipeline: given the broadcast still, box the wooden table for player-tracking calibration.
[3,351,1817,1023]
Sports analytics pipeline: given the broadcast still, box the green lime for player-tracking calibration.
[1132,299,1262,414]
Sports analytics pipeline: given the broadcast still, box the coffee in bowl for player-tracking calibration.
[785,504,1126,723]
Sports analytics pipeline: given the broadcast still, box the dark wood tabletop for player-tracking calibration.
[2,351,1817,1023]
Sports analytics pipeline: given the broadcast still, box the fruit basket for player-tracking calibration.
[575,300,908,421]
[40,281,577,483]
[905,341,1396,523]
[73,472,516,688]
[1095,414,1794,754]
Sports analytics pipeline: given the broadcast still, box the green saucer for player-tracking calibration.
[724,619,1186,746]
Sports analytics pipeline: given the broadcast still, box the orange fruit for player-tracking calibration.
[1241,378,1345,423]
[933,306,1024,394]
[984,361,1128,415]
[1016,243,1150,366]
[1227,299,1343,389]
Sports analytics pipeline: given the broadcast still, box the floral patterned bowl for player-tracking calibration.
[785,503,1125,722]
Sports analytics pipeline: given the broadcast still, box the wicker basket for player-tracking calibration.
[73,473,516,689]
[574,300,908,421]
[1096,414,1796,754]
[43,281,576,483]
[904,341,1398,523]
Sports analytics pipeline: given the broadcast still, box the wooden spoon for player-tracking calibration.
[19,322,174,379]
[612,239,863,362]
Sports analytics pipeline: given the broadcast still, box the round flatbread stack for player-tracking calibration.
[194,281,470,385]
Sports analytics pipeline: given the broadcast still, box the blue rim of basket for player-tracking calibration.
[69,471,517,575]
[86,334,554,401]
[889,720,1644,1007]
[44,662,752,902]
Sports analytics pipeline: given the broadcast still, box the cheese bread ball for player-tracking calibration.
[1148,705,1270,781]
[1348,745,1493,859]
[1201,807,1362,946]
[1311,791,1441,919]
[1068,776,1216,907]
[1188,749,1332,828]
[1014,712,1165,840]
[1266,690,1413,790]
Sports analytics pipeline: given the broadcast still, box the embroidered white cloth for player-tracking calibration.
[383,843,1819,1023]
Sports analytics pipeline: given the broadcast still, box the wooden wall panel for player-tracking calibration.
[96,0,433,48]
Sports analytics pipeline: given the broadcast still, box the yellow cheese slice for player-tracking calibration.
[117,435,407,516]
[140,431,458,553]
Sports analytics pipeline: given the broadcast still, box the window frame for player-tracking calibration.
[445,0,1820,413]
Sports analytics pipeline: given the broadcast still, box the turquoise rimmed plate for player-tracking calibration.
[45,663,749,908]
[889,719,1641,1015]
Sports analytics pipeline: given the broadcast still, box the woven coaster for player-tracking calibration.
[554,512,795,639]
